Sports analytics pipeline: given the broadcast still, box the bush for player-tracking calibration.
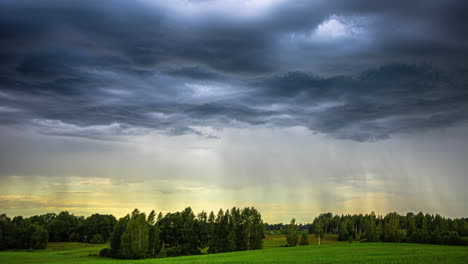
[99,248,111,257]
[441,231,460,245]
[460,237,468,246]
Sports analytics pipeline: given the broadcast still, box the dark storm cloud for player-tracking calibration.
[255,64,468,140]
[0,0,467,141]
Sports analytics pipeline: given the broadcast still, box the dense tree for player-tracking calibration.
[312,219,324,245]
[148,223,162,257]
[286,218,299,247]
[147,210,162,257]
[246,207,265,250]
[410,212,430,243]
[196,211,210,251]
[28,224,48,249]
[3,208,467,256]
[29,213,56,227]
[338,218,355,241]
[338,220,349,241]
[119,209,149,259]
[46,211,80,242]
[206,211,216,252]
[307,211,467,246]
[406,213,417,239]
[101,206,264,259]
[299,232,309,246]
[0,214,48,250]
[363,213,380,242]
[211,209,235,253]
[159,207,204,256]
[108,215,129,258]
[383,213,405,242]
[84,214,116,243]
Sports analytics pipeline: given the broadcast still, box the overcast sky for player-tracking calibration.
[1,0,467,222]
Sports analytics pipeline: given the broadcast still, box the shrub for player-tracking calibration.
[441,231,460,245]
[99,248,111,257]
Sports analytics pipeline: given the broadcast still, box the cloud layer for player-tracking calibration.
[1,0,468,141]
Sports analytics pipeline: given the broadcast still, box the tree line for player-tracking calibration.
[3,209,468,253]
[1,206,265,259]
[0,214,48,250]
[304,212,468,245]
[1,211,117,250]
[101,207,265,259]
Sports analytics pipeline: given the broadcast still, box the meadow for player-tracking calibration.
[1,235,467,264]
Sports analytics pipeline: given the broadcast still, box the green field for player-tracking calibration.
[1,237,468,264]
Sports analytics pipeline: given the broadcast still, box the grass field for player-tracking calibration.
[1,236,467,264]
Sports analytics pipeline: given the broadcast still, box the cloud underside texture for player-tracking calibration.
[1,0,468,141]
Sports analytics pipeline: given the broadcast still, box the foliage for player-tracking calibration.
[383,212,405,242]
[363,213,380,242]
[29,224,48,249]
[286,218,299,246]
[309,211,468,246]
[84,214,116,243]
[2,208,467,256]
[119,209,149,259]
[299,233,309,245]
[89,234,105,244]
[109,215,129,257]
[106,206,264,259]
[99,247,111,257]
[0,214,48,250]
[148,219,162,256]
[46,212,80,242]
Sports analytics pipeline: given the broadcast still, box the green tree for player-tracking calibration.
[338,220,348,241]
[363,213,380,242]
[314,220,324,245]
[286,218,299,247]
[147,210,156,226]
[29,224,48,249]
[148,224,161,257]
[120,209,149,259]
[90,234,105,244]
[406,213,417,239]
[46,211,79,242]
[247,207,265,250]
[299,232,309,245]
[383,212,404,242]
[84,214,116,243]
[109,215,129,257]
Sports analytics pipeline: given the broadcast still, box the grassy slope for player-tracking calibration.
[1,238,468,264]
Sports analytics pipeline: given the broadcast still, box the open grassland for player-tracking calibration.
[263,233,341,248]
[1,237,468,264]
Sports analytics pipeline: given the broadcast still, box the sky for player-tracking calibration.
[0,0,467,223]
